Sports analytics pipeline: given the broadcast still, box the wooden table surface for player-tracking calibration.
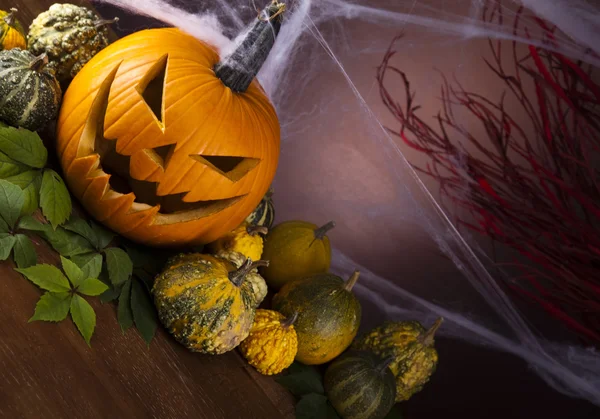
[0,1,294,418]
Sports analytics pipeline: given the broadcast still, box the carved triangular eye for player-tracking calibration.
[136,53,168,128]
[190,155,260,182]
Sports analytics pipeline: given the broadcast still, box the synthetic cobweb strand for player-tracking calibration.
[94,0,600,406]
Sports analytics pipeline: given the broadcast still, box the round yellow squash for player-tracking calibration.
[239,309,298,375]
[207,222,268,262]
[0,8,26,51]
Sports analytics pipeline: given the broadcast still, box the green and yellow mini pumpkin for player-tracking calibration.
[325,351,397,419]
[272,270,362,365]
[0,49,62,130]
[0,8,26,51]
[245,187,275,228]
[216,250,268,308]
[352,318,443,401]
[239,309,298,375]
[207,222,268,262]
[152,253,268,354]
[27,3,118,81]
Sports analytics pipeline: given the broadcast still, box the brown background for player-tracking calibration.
[0,0,597,418]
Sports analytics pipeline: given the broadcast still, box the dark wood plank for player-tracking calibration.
[0,0,295,417]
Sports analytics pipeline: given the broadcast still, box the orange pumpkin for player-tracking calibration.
[56,7,283,247]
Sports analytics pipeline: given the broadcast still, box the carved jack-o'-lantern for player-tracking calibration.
[56,5,284,247]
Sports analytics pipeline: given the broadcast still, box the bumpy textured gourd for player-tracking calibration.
[0,8,26,50]
[272,270,362,365]
[324,351,397,419]
[207,222,268,262]
[152,253,269,354]
[216,250,268,308]
[245,188,275,228]
[27,3,118,81]
[239,309,298,375]
[260,220,335,290]
[352,318,443,401]
[0,49,61,130]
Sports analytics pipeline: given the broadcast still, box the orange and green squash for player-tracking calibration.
[261,220,335,290]
[0,8,26,51]
[216,250,268,308]
[55,3,284,247]
[272,271,362,365]
[207,222,268,262]
[324,351,397,419]
[152,253,268,354]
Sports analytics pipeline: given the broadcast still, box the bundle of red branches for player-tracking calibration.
[377,3,600,344]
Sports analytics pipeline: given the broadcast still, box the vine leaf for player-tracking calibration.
[0,233,16,261]
[71,253,103,279]
[0,179,24,228]
[29,292,72,323]
[70,294,96,346]
[295,394,339,419]
[40,169,72,229]
[16,264,71,292]
[131,279,158,345]
[63,217,99,249]
[0,126,47,168]
[61,255,84,288]
[276,363,325,397]
[77,278,109,297]
[13,234,37,268]
[5,170,41,216]
[117,280,134,332]
[104,247,133,286]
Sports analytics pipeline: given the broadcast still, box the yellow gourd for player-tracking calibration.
[239,309,299,375]
[216,250,269,308]
[0,8,26,51]
[207,222,268,262]
[260,220,335,290]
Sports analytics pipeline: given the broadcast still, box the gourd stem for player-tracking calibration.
[214,1,286,93]
[247,225,268,236]
[377,356,396,375]
[4,8,17,26]
[280,311,298,328]
[344,270,360,291]
[229,258,270,287]
[265,187,274,199]
[420,317,443,346]
[314,221,335,240]
[29,54,49,72]
[94,17,119,28]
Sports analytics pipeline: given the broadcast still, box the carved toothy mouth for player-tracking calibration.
[75,56,260,225]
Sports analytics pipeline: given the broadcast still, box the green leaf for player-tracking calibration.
[0,126,47,168]
[117,280,134,332]
[0,217,8,233]
[29,292,72,322]
[61,256,84,288]
[131,279,157,344]
[5,170,42,216]
[13,234,37,268]
[63,217,99,248]
[384,406,404,419]
[70,253,102,279]
[0,233,16,260]
[0,150,28,178]
[100,284,121,303]
[276,363,325,397]
[296,394,339,419]
[18,215,46,232]
[16,264,71,292]
[0,179,24,228]
[104,247,133,285]
[37,224,94,257]
[77,277,109,297]
[90,221,115,249]
[70,294,96,346]
[40,169,72,229]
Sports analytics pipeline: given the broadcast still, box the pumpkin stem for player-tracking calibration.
[247,225,268,236]
[280,311,298,328]
[344,270,360,291]
[314,221,335,240]
[420,317,443,346]
[29,53,49,72]
[229,258,269,286]
[377,356,396,375]
[214,1,286,92]
[4,8,17,26]
[94,17,119,28]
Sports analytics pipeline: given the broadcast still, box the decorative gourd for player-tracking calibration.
[0,49,62,131]
[352,318,443,402]
[207,222,268,262]
[324,351,397,419]
[261,220,335,290]
[27,3,118,82]
[152,253,269,354]
[55,3,284,247]
[0,8,26,51]
[245,187,275,228]
[272,271,362,365]
[239,309,298,375]
[216,250,268,308]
